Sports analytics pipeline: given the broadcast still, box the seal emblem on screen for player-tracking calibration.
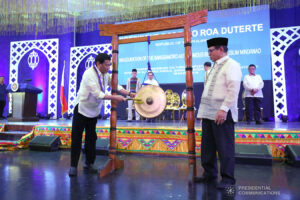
[11,82,19,92]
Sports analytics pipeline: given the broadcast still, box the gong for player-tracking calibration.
[135,85,167,118]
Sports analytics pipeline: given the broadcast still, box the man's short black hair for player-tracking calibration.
[148,71,153,75]
[95,53,111,64]
[204,62,211,67]
[248,64,256,69]
[132,69,137,72]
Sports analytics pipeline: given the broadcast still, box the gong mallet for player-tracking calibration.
[125,98,144,104]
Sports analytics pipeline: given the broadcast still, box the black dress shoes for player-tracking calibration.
[69,167,77,177]
[83,164,99,174]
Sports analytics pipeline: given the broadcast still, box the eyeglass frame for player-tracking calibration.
[208,47,218,53]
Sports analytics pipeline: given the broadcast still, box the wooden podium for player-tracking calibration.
[7,83,42,122]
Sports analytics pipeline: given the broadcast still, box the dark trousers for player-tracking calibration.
[201,111,235,184]
[70,105,98,167]
[0,100,6,118]
[245,97,262,122]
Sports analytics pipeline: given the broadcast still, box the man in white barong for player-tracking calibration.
[69,53,134,177]
[196,37,242,190]
[243,64,264,124]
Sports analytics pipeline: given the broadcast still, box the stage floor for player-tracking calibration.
[2,119,300,131]
[1,119,300,199]
[0,150,299,200]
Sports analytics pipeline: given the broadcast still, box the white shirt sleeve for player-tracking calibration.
[220,62,242,112]
[257,75,264,90]
[243,75,252,91]
[84,72,106,99]
[150,80,159,86]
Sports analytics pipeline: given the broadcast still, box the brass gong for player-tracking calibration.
[135,85,167,118]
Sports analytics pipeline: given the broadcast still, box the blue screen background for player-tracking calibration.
[118,5,271,85]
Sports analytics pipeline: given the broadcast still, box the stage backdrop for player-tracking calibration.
[9,39,59,118]
[0,32,74,119]
[68,44,112,116]
[270,26,300,121]
[118,5,271,85]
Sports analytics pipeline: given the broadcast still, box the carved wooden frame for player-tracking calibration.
[99,10,208,181]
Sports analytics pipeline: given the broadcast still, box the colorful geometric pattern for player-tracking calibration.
[138,139,157,149]
[161,139,182,150]
[117,138,133,148]
[34,125,72,147]
[195,141,201,152]
[0,130,34,151]
[2,124,300,159]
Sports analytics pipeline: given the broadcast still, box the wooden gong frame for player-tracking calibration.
[98,10,207,182]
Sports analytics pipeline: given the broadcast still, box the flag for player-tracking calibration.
[60,61,68,116]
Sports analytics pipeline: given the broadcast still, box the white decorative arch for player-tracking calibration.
[10,39,59,118]
[68,44,112,116]
[270,26,300,121]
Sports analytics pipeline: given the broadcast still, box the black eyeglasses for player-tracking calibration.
[208,48,218,53]
[208,48,215,53]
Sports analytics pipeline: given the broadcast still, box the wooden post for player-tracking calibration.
[99,34,124,178]
[110,34,118,157]
[184,15,196,183]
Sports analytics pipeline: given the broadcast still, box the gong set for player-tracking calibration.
[126,85,167,118]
